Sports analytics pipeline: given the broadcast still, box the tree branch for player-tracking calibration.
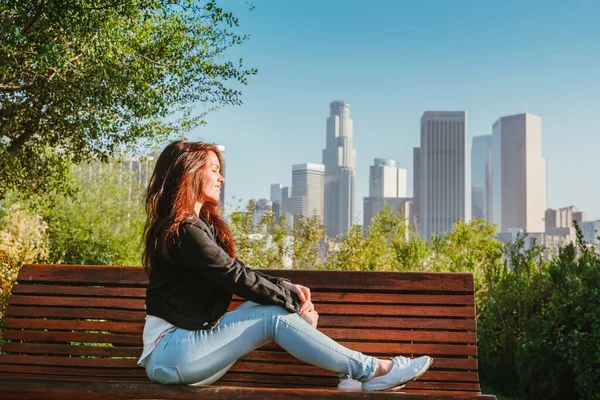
[0,84,28,92]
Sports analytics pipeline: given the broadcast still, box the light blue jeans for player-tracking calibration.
[144,301,378,385]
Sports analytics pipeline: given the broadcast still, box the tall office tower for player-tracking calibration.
[287,163,325,223]
[281,186,291,216]
[471,135,492,221]
[413,148,421,233]
[491,113,546,233]
[419,111,469,239]
[270,183,283,220]
[217,145,226,209]
[363,158,411,232]
[322,101,356,237]
[369,158,408,198]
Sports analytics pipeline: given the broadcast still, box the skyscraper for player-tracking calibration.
[491,113,546,233]
[413,147,421,233]
[322,101,356,237]
[363,158,411,233]
[287,163,325,224]
[419,111,469,239]
[369,158,407,198]
[471,135,492,221]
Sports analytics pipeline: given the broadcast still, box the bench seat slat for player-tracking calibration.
[319,315,477,331]
[0,342,143,357]
[17,265,474,292]
[0,364,147,378]
[235,293,475,305]
[0,378,500,400]
[2,329,140,345]
[0,354,137,368]
[7,295,144,310]
[3,328,477,356]
[5,305,146,321]
[3,317,475,344]
[240,351,479,370]
[263,342,477,357]
[4,318,144,333]
[11,284,147,298]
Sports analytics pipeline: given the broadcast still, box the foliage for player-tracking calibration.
[0,0,256,198]
[229,199,281,269]
[5,160,147,266]
[0,204,49,320]
[478,226,600,400]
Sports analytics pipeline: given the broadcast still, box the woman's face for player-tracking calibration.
[199,151,224,203]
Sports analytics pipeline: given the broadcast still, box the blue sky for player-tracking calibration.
[190,0,600,222]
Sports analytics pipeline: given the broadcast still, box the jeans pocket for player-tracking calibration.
[151,359,183,384]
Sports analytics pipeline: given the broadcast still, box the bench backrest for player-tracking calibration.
[1,264,481,395]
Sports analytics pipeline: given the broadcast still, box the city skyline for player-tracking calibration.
[189,0,600,222]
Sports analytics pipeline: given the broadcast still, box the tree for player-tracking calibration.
[0,0,256,198]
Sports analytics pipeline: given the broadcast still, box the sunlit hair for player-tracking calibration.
[142,140,234,276]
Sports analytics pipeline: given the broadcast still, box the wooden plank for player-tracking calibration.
[17,265,475,292]
[257,270,475,293]
[262,342,477,357]
[2,329,141,345]
[0,364,146,378]
[316,304,475,318]
[239,351,478,371]
[5,305,145,321]
[0,342,142,358]
[0,355,138,368]
[7,295,145,310]
[319,316,477,331]
[226,363,478,383]
[233,293,475,305]
[317,328,476,344]
[4,318,144,333]
[0,378,499,400]
[11,284,146,298]
[17,264,148,286]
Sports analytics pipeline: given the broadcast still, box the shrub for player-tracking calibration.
[0,204,49,320]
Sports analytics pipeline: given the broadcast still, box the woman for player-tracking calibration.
[138,140,433,391]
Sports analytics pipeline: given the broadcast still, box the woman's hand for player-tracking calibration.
[281,281,313,315]
[301,309,319,328]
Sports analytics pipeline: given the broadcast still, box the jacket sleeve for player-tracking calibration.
[177,223,302,313]
[237,259,290,286]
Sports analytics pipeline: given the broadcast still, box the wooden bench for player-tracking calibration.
[0,264,495,399]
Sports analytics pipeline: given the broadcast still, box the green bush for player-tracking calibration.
[478,227,600,400]
[0,204,50,322]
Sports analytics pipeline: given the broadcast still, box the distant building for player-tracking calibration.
[287,163,325,224]
[369,158,407,198]
[471,135,492,222]
[492,113,546,233]
[545,206,587,230]
[418,111,469,239]
[364,158,411,233]
[322,101,356,237]
[580,220,600,253]
[413,147,421,233]
[363,197,412,235]
[270,183,283,220]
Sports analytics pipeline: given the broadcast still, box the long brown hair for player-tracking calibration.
[142,140,235,276]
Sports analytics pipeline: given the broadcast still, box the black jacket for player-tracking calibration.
[145,216,302,330]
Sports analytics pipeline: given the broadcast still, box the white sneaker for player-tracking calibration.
[337,377,362,391]
[361,355,433,391]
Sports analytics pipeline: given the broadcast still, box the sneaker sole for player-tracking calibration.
[381,356,434,392]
